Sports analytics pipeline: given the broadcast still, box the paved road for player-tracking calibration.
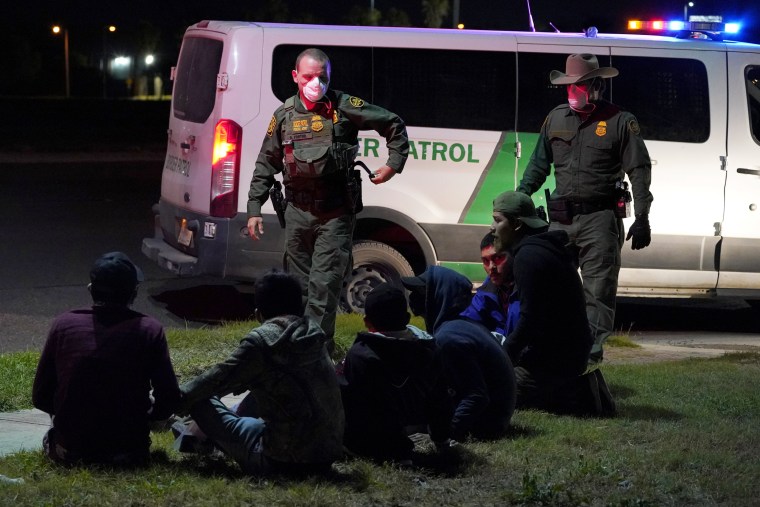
[1,157,759,354]
[0,158,255,353]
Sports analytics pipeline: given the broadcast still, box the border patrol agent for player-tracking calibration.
[517,54,653,365]
[247,48,409,352]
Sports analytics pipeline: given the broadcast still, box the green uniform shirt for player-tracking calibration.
[518,101,653,216]
[247,90,409,217]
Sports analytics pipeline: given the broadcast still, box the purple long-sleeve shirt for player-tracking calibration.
[32,306,180,460]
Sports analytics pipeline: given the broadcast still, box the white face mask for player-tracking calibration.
[567,80,599,113]
[303,76,327,102]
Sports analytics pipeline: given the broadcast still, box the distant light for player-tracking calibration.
[108,25,116,33]
[114,56,131,67]
[52,25,61,34]
[145,54,155,65]
[724,23,740,34]
[457,23,465,29]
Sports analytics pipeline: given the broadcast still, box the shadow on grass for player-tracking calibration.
[616,404,682,421]
[609,383,636,401]
[150,285,256,324]
[608,383,683,421]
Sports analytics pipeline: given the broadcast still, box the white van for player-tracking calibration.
[142,20,760,312]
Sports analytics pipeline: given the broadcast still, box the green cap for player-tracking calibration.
[493,191,549,229]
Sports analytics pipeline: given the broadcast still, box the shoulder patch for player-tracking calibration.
[266,115,277,137]
[349,96,365,108]
[628,119,641,136]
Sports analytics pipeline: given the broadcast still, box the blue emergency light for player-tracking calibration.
[627,19,741,39]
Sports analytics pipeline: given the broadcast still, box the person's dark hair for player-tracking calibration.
[254,270,304,320]
[364,283,410,332]
[295,48,330,71]
[480,232,496,250]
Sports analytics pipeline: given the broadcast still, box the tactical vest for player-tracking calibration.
[281,96,338,178]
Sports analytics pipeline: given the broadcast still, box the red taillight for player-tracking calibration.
[210,119,241,218]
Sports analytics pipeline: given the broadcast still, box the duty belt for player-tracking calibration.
[566,199,615,215]
[285,189,346,214]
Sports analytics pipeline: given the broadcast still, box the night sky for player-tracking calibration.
[12,0,760,41]
[7,0,760,97]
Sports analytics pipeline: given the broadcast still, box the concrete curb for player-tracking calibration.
[0,393,246,458]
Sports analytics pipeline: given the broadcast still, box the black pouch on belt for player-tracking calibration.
[548,198,573,224]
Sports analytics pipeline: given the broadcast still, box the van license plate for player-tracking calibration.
[178,222,193,246]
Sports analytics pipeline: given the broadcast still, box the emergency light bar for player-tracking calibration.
[627,19,741,39]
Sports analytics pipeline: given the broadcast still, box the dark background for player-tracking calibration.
[5,0,759,98]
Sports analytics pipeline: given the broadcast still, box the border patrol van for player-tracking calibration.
[142,20,760,312]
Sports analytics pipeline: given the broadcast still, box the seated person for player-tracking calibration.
[32,252,181,466]
[491,191,615,416]
[402,266,516,443]
[337,283,439,464]
[175,271,344,475]
[460,232,520,337]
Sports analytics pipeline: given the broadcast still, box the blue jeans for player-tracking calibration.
[190,397,269,474]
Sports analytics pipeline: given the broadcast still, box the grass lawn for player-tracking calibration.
[1,316,759,506]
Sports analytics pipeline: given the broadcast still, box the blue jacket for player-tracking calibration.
[460,276,520,337]
[420,266,516,441]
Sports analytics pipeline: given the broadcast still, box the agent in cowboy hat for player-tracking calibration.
[516,53,653,366]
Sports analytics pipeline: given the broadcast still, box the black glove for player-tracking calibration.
[626,214,651,250]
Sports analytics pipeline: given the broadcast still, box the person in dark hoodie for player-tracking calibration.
[174,270,344,475]
[402,266,516,444]
[337,283,438,463]
[491,191,615,416]
[32,251,180,466]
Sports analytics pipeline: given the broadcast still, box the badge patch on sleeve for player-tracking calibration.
[349,96,365,108]
[595,121,607,137]
[266,115,277,137]
[628,119,641,136]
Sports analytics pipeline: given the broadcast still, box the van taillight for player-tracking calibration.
[210,119,241,218]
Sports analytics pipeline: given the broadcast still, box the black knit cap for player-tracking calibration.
[90,251,144,294]
[364,283,410,331]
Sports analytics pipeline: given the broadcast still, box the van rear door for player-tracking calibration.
[718,51,760,293]
[162,35,224,216]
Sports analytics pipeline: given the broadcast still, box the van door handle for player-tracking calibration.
[737,168,760,175]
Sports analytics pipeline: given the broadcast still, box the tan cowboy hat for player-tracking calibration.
[549,53,618,85]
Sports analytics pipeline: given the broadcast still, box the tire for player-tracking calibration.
[341,240,414,314]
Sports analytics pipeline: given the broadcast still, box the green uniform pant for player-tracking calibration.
[550,209,624,363]
[284,204,355,347]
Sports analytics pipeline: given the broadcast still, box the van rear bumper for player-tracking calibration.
[142,237,199,276]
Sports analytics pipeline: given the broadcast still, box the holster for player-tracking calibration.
[346,168,363,214]
[548,198,573,224]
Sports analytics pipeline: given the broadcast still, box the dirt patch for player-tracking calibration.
[605,343,760,364]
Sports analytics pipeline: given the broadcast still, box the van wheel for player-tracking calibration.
[341,240,414,314]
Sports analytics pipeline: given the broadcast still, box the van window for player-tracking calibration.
[173,37,223,123]
[373,48,516,131]
[272,45,373,103]
[746,66,760,145]
[273,45,515,131]
[612,56,709,143]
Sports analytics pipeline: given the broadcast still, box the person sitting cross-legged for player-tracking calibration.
[32,252,181,466]
[337,283,440,464]
[174,270,344,476]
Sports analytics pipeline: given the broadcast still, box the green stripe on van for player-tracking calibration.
[462,132,555,224]
[439,262,486,282]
